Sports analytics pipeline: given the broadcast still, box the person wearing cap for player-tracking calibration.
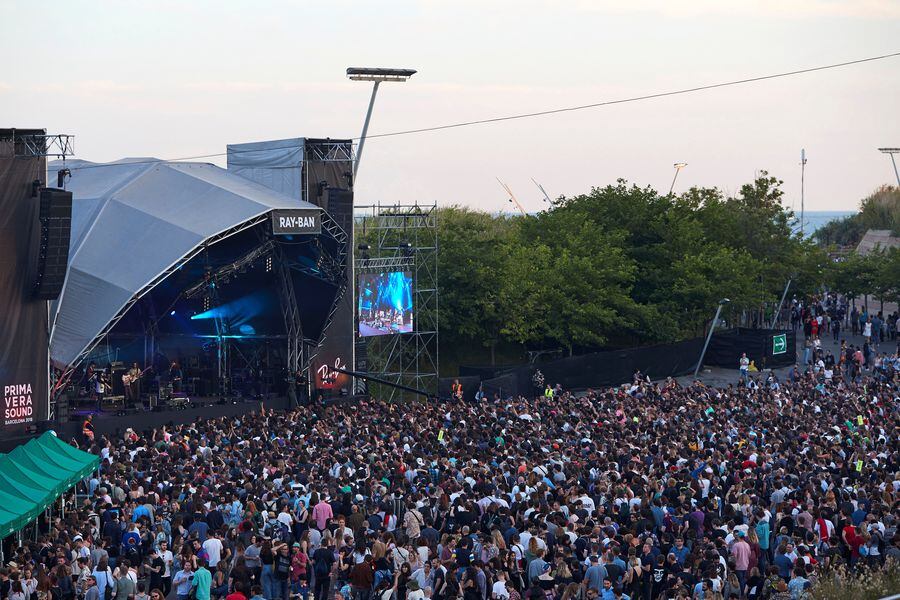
[407,578,425,600]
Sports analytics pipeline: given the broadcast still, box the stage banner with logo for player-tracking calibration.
[311,188,355,395]
[271,208,321,235]
[0,147,49,431]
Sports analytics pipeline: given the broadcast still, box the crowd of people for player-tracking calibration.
[1,318,898,600]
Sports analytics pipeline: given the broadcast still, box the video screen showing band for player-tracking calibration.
[357,271,414,337]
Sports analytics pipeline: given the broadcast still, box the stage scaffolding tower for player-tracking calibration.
[355,202,438,401]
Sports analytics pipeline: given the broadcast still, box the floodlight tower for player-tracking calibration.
[878,148,900,187]
[669,162,688,194]
[347,67,417,179]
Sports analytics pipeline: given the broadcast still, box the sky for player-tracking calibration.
[2,0,898,213]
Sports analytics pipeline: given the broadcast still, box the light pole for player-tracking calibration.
[878,148,900,187]
[800,149,807,237]
[347,67,416,180]
[669,162,687,194]
[693,298,730,378]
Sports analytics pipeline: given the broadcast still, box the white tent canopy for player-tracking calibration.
[48,158,318,368]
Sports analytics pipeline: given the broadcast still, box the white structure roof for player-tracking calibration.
[856,229,900,256]
[48,158,316,367]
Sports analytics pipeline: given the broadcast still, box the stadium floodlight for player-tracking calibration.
[347,67,417,179]
[669,162,688,194]
[347,67,417,82]
[877,148,900,187]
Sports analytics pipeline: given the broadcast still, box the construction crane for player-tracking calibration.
[531,178,553,205]
[496,178,527,216]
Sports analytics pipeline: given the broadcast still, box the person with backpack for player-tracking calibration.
[311,537,336,600]
[91,559,115,600]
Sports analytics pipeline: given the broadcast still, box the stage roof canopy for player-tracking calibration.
[48,158,318,367]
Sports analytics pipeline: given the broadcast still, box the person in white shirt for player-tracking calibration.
[202,532,224,568]
[277,507,294,529]
[491,571,510,599]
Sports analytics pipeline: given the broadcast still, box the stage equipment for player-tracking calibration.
[0,128,73,435]
[32,187,72,299]
[355,202,438,401]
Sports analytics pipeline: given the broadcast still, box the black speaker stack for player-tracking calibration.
[33,187,72,300]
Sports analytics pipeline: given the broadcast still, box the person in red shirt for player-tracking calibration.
[225,582,248,600]
[290,543,309,599]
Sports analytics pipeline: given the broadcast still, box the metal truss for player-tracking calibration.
[354,202,438,400]
[355,256,414,271]
[184,240,275,299]
[274,243,304,373]
[0,132,75,158]
[305,139,354,163]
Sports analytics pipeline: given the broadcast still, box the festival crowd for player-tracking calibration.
[1,311,898,600]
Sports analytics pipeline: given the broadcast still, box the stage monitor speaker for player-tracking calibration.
[55,394,69,424]
[32,187,72,300]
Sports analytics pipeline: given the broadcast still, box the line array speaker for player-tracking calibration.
[33,187,72,300]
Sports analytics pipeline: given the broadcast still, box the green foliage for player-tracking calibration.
[435,172,841,355]
[810,563,900,600]
[435,206,515,352]
[815,215,867,247]
[859,185,900,233]
[814,185,900,247]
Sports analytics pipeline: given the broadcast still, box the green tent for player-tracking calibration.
[0,432,99,538]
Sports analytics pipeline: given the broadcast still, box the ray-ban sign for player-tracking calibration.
[271,209,321,235]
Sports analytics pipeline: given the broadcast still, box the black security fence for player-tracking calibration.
[446,328,795,399]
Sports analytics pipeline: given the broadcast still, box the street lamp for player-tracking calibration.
[877,148,900,187]
[347,67,417,179]
[669,162,688,194]
[693,298,730,378]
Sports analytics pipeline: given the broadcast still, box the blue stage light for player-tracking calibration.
[170,310,176,316]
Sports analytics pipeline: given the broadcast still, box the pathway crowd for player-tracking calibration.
[2,333,898,600]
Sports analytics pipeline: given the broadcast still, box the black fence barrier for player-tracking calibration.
[459,365,517,380]
[461,337,703,398]
[449,328,795,400]
[706,328,796,370]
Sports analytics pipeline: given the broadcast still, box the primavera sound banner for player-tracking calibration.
[0,147,49,431]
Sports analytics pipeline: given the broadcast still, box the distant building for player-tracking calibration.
[856,229,900,256]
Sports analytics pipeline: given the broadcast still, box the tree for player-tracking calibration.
[435,206,515,363]
[501,214,641,355]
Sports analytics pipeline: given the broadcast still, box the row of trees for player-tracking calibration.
[437,172,833,362]
[829,247,900,314]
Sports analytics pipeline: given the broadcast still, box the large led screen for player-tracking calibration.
[357,271,414,337]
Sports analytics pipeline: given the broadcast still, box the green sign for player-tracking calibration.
[772,333,787,355]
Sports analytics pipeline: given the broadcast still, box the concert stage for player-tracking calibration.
[45,139,357,424]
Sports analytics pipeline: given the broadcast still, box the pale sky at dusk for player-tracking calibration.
[2,0,898,212]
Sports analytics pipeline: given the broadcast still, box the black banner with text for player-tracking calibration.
[0,147,49,431]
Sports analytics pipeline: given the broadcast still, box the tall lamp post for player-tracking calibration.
[878,148,900,187]
[693,298,730,378]
[347,67,416,180]
[669,162,688,194]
